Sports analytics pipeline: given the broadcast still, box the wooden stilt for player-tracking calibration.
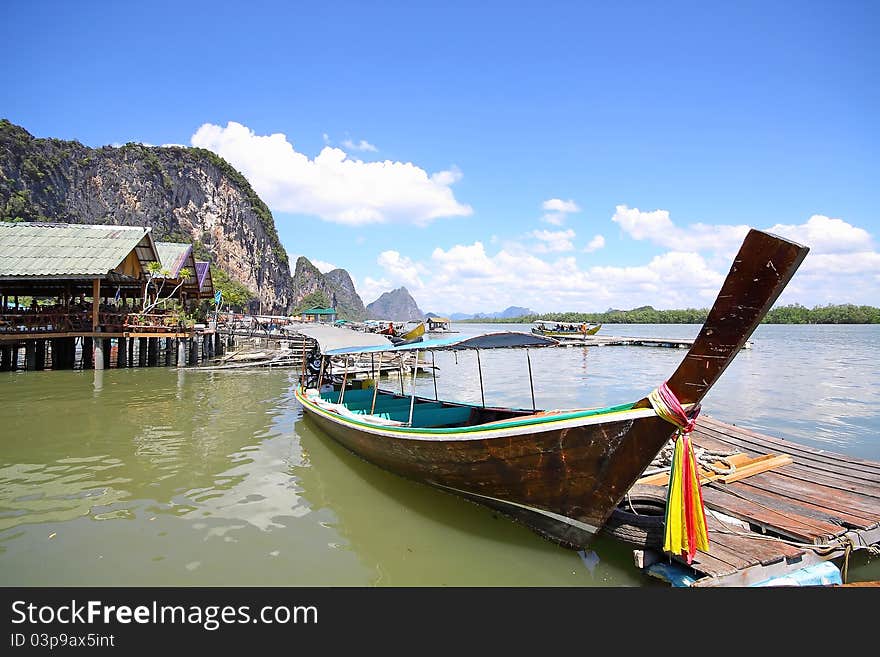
[35,340,46,370]
[82,337,94,369]
[117,336,127,368]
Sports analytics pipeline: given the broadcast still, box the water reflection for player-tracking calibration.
[0,324,877,586]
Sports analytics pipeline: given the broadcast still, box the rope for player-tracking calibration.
[649,444,738,477]
[648,381,698,433]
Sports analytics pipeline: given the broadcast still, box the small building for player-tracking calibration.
[154,242,201,304]
[194,261,214,300]
[426,316,450,332]
[0,222,217,371]
[301,306,337,323]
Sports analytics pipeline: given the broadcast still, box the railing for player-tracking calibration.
[0,310,192,334]
[124,313,190,333]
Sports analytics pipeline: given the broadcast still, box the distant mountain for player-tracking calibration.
[449,306,535,320]
[291,256,366,321]
[366,287,425,321]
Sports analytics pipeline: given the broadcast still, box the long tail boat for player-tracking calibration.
[294,229,809,548]
[532,320,602,337]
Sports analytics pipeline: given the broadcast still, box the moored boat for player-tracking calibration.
[532,320,602,337]
[294,229,809,549]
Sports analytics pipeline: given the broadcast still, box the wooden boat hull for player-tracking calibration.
[294,228,810,550]
[296,388,677,548]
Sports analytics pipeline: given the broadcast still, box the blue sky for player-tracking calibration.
[3,0,878,314]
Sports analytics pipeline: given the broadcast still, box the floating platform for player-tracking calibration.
[554,334,752,349]
[627,416,880,587]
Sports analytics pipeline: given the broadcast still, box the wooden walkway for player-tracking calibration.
[634,415,880,587]
[554,334,752,349]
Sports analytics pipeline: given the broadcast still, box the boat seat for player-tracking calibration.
[355,402,444,421]
[343,396,413,412]
[320,388,376,404]
[410,405,474,428]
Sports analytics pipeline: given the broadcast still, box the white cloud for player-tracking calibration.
[362,206,880,313]
[376,250,425,289]
[530,228,576,253]
[612,205,751,255]
[287,253,337,273]
[540,198,581,225]
[191,121,472,226]
[543,198,580,213]
[311,259,338,273]
[341,138,378,153]
[765,214,874,254]
[356,276,393,306]
[584,234,605,253]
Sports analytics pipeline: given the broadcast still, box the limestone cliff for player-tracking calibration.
[0,119,292,313]
[291,257,367,321]
[366,287,425,321]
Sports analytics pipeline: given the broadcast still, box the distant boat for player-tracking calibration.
[426,316,458,334]
[295,230,808,548]
[532,320,602,337]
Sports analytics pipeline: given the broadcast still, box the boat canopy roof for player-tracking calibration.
[291,323,395,353]
[323,331,558,356]
[294,325,558,356]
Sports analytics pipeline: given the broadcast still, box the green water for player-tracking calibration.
[0,367,645,587]
[2,323,879,586]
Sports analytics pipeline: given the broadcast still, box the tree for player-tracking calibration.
[211,266,255,311]
[141,261,192,313]
[295,291,330,314]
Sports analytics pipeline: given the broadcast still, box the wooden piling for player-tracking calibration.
[117,337,127,368]
[148,338,158,366]
[138,338,147,367]
[25,341,36,371]
[82,337,93,369]
[94,337,105,370]
[177,339,187,367]
[35,340,46,370]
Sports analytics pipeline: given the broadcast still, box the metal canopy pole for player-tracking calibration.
[431,351,438,400]
[526,349,536,411]
[339,357,350,404]
[317,357,327,393]
[398,354,405,395]
[299,338,308,385]
[476,349,485,407]
[370,371,379,414]
[407,349,419,426]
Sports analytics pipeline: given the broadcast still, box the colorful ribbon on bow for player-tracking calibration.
[648,382,709,564]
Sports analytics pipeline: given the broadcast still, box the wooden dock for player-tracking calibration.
[628,415,880,586]
[555,334,752,349]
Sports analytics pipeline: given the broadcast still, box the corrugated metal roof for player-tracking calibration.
[194,261,214,296]
[155,242,193,278]
[0,222,157,278]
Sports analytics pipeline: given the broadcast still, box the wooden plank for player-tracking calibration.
[739,473,880,524]
[712,479,872,528]
[697,428,880,485]
[637,453,791,487]
[732,479,879,529]
[697,416,880,475]
[701,484,846,543]
[716,455,794,483]
[771,463,880,499]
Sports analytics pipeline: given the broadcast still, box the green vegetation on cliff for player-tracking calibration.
[461,304,880,324]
